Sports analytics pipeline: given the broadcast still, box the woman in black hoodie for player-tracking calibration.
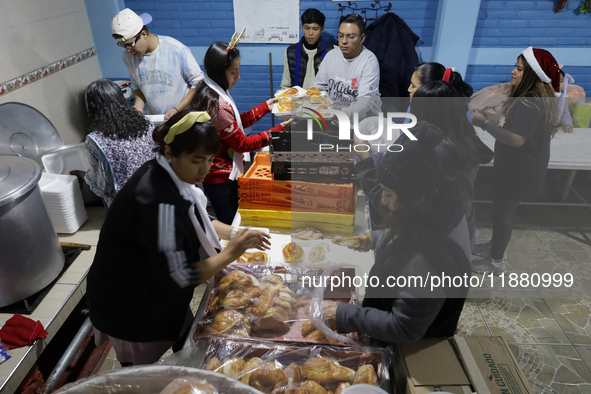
[325,123,472,344]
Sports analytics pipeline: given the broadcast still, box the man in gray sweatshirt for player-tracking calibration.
[313,14,381,119]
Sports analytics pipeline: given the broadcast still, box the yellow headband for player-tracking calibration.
[164,111,211,144]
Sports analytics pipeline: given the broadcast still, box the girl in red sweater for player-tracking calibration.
[191,42,292,224]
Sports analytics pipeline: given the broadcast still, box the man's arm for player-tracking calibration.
[133,89,147,113]
[280,50,292,90]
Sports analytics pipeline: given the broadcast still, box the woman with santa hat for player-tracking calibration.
[470,47,561,274]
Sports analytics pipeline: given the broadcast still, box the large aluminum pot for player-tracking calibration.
[0,156,64,307]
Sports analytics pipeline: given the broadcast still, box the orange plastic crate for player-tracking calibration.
[239,153,355,199]
[239,191,354,213]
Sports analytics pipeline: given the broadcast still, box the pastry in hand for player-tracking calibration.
[331,233,372,250]
[248,361,288,393]
[207,310,251,336]
[236,251,268,263]
[302,357,355,385]
[335,382,351,394]
[283,242,305,263]
[353,364,378,386]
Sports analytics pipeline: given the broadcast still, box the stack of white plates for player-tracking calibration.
[39,173,88,234]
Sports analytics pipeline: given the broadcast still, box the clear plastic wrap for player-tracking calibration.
[53,365,261,393]
[309,266,359,346]
[161,338,391,394]
[195,265,359,346]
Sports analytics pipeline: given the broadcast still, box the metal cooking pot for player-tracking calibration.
[0,155,64,307]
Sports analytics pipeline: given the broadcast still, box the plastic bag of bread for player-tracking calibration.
[53,365,261,393]
[159,338,391,394]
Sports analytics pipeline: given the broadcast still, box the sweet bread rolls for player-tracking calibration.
[301,320,315,337]
[283,242,304,263]
[283,362,302,385]
[205,357,222,371]
[221,357,246,378]
[301,357,355,384]
[353,364,378,385]
[248,361,288,393]
[207,310,251,336]
[240,357,263,385]
[335,382,351,394]
[331,233,372,250]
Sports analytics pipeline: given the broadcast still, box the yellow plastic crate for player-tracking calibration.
[238,208,355,234]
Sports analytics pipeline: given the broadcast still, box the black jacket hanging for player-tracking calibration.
[364,13,420,99]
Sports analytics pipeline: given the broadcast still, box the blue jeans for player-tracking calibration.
[203,180,239,225]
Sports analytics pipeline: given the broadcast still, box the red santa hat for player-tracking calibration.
[521,47,561,97]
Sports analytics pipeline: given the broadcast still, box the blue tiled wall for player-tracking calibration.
[473,0,591,47]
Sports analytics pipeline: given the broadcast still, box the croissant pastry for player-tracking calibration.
[334,382,350,394]
[331,233,372,250]
[240,357,264,385]
[219,286,262,310]
[247,285,282,317]
[301,320,315,337]
[353,364,378,386]
[305,330,327,340]
[283,242,305,263]
[302,357,355,384]
[207,310,251,336]
[294,298,309,309]
[219,270,258,290]
[220,357,246,378]
[283,362,302,385]
[205,357,222,371]
[249,361,289,393]
[251,307,291,332]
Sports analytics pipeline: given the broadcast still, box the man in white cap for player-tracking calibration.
[111,9,203,118]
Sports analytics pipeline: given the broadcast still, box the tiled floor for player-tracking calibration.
[458,221,591,394]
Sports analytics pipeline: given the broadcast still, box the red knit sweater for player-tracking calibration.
[206,97,284,184]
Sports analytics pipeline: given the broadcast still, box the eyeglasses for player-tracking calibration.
[338,33,359,41]
[117,32,142,48]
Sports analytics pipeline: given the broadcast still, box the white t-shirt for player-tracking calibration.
[123,35,204,115]
[313,46,381,119]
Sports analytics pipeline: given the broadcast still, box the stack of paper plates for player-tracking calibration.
[39,173,88,234]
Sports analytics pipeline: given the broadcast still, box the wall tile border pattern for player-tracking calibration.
[0,48,96,97]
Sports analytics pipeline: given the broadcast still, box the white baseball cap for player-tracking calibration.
[111,8,153,41]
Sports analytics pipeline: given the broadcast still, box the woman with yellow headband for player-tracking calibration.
[86,110,270,366]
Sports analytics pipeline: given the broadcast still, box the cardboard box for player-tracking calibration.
[395,337,535,394]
